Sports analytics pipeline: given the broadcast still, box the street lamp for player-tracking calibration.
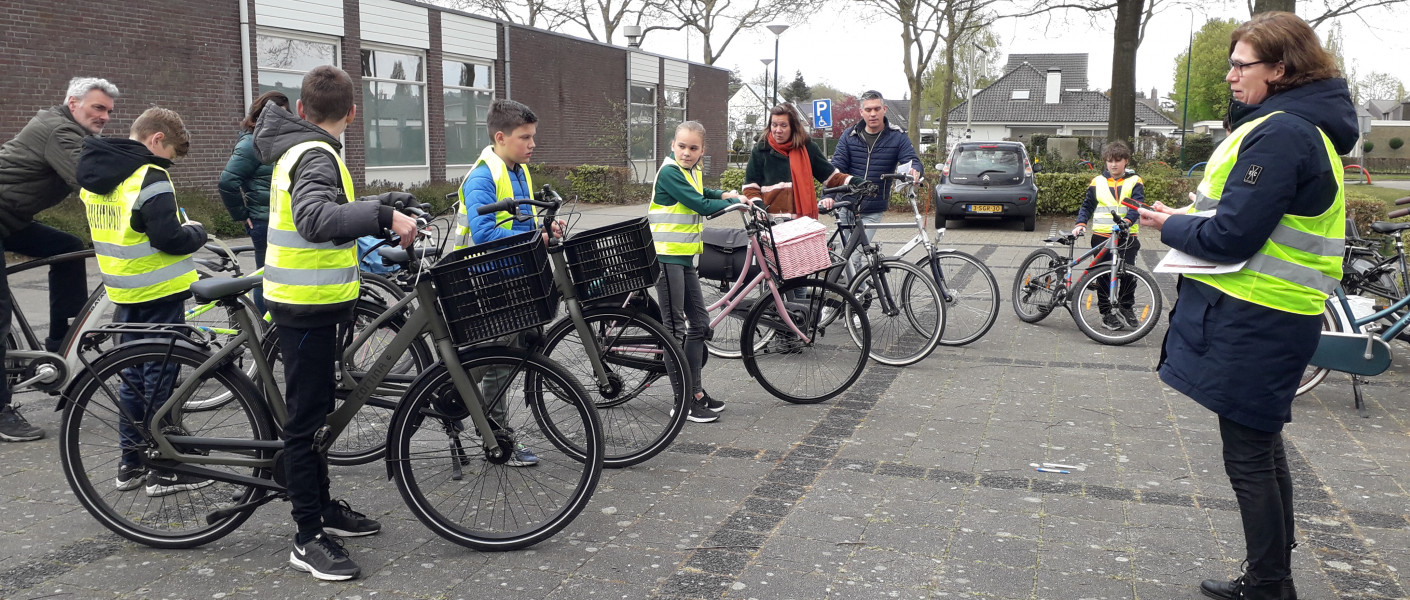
[760,58,774,110]
[963,42,988,142]
[766,24,789,106]
[1178,9,1194,170]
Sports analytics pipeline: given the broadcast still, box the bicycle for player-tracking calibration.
[816,180,946,367]
[57,203,604,551]
[476,187,690,468]
[1011,213,1163,345]
[698,200,872,403]
[1304,282,1408,418]
[1337,200,1410,341]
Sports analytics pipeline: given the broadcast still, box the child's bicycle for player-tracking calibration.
[1011,212,1163,345]
[56,202,604,551]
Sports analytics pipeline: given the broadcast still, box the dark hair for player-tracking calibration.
[300,65,355,124]
[241,91,290,132]
[1230,12,1340,97]
[764,103,809,147]
[487,99,537,141]
[860,90,884,101]
[131,106,190,160]
[1100,140,1131,162]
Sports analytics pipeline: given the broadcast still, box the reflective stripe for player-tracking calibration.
[1193,191,1217,211]
[263,264,359,286]
[92,240,156,260]
[1269,224,1344,257]
[1244,253,1340,294]
[99,257,196,289]
[647,213,700,225]
[267,227,354,250]
[651,231,701,244]
[134,180,175,208]
[455,146,534,250]
[455,230,472,247]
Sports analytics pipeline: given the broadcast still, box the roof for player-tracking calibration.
[1005,53,1088,91]
[947,64,1176,128]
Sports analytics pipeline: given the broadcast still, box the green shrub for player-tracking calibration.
[563,165,620,204]
[720,168,745,192]
[1034,168,1194,216]
[1364,141,1375,153]
[1391,138,1404,150]
[1180,134,1216,170]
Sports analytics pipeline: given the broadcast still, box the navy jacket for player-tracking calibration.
[1158,78,1358,433]
[829,117,921,214]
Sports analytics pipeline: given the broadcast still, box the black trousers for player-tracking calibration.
[1089,233,1141,313]
[0,222,88,407]
[277,323,336,538]
[1220,415,1295,588]
[655,262,707,396]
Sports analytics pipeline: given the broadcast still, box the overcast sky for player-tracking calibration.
[628,0,1410,104]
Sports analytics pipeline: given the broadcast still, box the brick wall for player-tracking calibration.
[426,11,446,183]
[340,0,367,186]
[689,64,729,177]
[509,27,627,167]
[0,0,246,194]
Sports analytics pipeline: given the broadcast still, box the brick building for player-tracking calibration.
[0,0,729,196]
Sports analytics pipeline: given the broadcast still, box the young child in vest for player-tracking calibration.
[650,121,743,423]
[459,98,565,465]
[252,65,419,581]
[1072,140,1145,331]
[77,106,210,498]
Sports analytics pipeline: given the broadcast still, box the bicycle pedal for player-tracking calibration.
[311,425,332,454]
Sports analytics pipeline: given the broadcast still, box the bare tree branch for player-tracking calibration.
[654,0,809,65]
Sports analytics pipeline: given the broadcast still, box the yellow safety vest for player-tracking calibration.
[264,140,360,308]
[81,164,198,304]
[1089,174,1141,235]
[455,146,534,249]
[647,156,705,256]
[1186,111,1345,315]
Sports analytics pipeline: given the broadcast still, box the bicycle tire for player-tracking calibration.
[360,270,411,308]
[539,306,689,468]
[261,299,434,466]
[182,294,266,411]
[59,341,273,549]
[1012,249,1064,324]
[703,279,773,358]
[1070,264,1163,346]
[1297,300,1341,397]
[387,347,602,551]
[848,259,944,366]
[913,251,1000,346]
[741,278,870,404]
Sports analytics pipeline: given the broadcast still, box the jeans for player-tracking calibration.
[655,262,707,396]
[277,323,337,537]
[1220,415,1295,589]
[246,219,268,316]
[0,222,88,408]
[1089,233,1141,313]
[114,300,185,467]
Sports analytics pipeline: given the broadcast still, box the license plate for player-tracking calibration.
[968,204,1003,213]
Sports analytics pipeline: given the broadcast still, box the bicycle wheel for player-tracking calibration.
[59,341,273,549]
[388,347,602,551]
[1071,265,1163,345]
[360,270,415,312]
[702,278,773,358]
[914,251,1000,346]
[1297,300,1341,397]
[1012,249,1064,323]
[182,295,265,411]
[742,278,870,404]
[849,259,944,366]
[540,307,689,468]
[261,299,433,466]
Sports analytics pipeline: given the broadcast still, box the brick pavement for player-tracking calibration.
[1,204,1408,599]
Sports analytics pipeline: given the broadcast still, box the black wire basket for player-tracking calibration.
[561,217,660,302]
[430,231,558,346]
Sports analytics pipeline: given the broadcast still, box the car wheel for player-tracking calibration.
[1023,214,1036,232]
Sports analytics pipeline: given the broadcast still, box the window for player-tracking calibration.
[444,60,494,167]
[1010,90,1030,100]
[256,34,338,107]
[629,84,656,161]
[661,87,687,151]
[361,47,426,168]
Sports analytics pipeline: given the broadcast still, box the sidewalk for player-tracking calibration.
[1,204,1407,599]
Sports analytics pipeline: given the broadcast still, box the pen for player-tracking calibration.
[180,208,190,223]
[1042,463,1079,470]
[1036,467,1070,474]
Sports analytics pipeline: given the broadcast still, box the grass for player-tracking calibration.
[30,191,244,249]
[1352,185,1410,204]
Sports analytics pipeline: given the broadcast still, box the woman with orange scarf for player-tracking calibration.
[742,103,849,217]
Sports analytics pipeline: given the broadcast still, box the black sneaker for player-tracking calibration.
[323,499,382,537]
[115,464,147,492]
[290,533,360,581]
[1119,307,1140,328]
[702,392,725,413]
[686,397,719,423]
[1100,313,1124,331]
[0,405,45,442]
[145,471,215,497]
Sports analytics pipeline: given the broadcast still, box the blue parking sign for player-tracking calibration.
[812,99,831,129]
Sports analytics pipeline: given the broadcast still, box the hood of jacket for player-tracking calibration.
[253,103,342,165]
[76,137,170,195]
[1229,78,1358,155]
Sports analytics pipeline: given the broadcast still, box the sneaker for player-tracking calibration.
[322,499,382,537]
[1100,313,1124,331]
[145,471,215,497]
[686,397,719,423]
[1119,307,1140,328]
[0,405,45,442]
[506,442,539,467]
[115,464,147,492]
[289,533,360,581]
[702,392,725,413]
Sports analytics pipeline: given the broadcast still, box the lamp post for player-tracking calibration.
[963,42,988,142]
[1178,10,1194,170]
[760,58,773,110]
[766,24,789,106]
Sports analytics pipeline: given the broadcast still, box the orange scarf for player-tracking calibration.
[767,136,818,218]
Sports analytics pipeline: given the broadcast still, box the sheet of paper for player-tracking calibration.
[1153,209,1246,274]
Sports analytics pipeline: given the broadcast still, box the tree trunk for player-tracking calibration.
[1253,0,1296,14]
[936,40,958,162]
[1107,0,1144,144]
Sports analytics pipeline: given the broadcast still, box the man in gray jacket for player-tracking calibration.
[0,76,118,441]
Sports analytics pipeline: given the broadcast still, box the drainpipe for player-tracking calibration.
[239,0,253,112]
[502,25,511,99]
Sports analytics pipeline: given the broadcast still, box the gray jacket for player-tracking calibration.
[0,105,90,236]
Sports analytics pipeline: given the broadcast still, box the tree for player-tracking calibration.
[808,83,851,105]
[728,68,744,98]
[782,71,809,104]
[1251,0,1409,27]
[1170,18,1240,126]
[431,0,567,29]
[920,24,1000,131]
[551,0,666,45]
[829,94,862,138]
[654,0,809,65]
[1358,72,1405,101]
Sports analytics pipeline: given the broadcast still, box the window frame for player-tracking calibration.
[660,86,688,152]
[442,55,496,171]
[255,29,341,108]
[360,43,430,170]
[628,82,657,162]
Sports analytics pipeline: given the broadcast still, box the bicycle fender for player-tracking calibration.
[1309,332,1392,376]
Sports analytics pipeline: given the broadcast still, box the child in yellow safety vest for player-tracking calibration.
[1072,141,1145,331]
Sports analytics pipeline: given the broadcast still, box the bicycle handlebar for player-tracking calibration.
[817,199,857,215]
[471,185,566,241]
[706,199,767,221]
[1389,207,1410,220]
[1395,196,1410,206]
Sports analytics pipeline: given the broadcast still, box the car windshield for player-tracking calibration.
[949,148,1023,182]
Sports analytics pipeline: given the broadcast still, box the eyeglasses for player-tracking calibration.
[1228,58,1276,73]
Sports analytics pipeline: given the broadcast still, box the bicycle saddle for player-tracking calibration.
[378,245,441,266]
[1369,221,1410,235]
[190,275,262,304]
[204,243,256,258]
[1043,235,1076,246]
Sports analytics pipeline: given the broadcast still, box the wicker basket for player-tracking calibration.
[562,217,661,302]
[763,216,832,279]
[430,231,558,346]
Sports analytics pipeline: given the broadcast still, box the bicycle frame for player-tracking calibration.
[705,207,818,343]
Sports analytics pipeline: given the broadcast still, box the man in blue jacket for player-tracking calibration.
[826,90,921,254]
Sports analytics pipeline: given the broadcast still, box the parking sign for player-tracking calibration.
[812,99,831,129]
